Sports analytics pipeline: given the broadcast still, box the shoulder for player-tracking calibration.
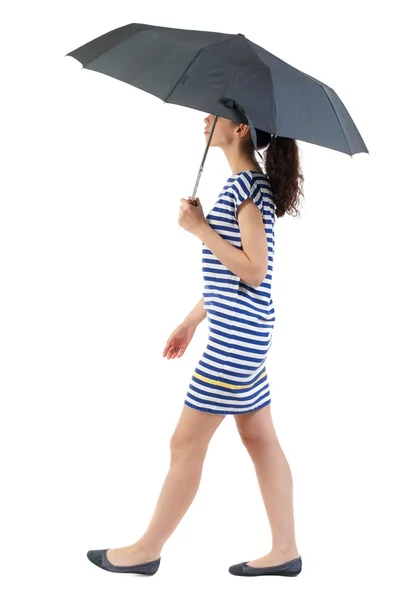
[227,171,254,196]
[250,171,272,194]
[229,170,270,188]
[228,170,254,184]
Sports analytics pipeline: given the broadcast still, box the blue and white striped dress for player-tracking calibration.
[184,170,276,415]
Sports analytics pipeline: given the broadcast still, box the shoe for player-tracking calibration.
[229,555,302,577]
[87,549,161,575]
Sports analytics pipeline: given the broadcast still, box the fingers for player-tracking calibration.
[162,343,170,357]
[163,345,184,359]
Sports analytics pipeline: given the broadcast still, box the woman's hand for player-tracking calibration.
[178,197,207,236]
[162,321,197,359]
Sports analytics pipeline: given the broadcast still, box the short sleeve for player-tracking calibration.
[232,173,264,220]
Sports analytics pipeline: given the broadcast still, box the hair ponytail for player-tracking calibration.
[261,136,305,218]
[233,118,305,218]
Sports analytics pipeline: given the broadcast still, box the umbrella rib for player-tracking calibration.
[163,46,204,103]
[163,35,239,104]
[243,38,277,134]
[320,85,351,155]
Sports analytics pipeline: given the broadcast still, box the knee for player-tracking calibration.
[169,433,207,460]
[238,428,278,455]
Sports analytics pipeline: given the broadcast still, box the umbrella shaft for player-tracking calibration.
[188,115,218,205]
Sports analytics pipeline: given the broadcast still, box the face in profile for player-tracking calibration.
[204,114,248,149]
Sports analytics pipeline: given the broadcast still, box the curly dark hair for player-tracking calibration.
[234,123,305,219]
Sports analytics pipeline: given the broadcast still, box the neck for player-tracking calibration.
[222,144,262,176]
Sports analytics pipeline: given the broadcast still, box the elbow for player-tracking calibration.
[249,270,267,288]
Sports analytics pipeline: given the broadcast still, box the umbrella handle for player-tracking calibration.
[187,115,219,206]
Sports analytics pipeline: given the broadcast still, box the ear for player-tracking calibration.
[236,122,250,139]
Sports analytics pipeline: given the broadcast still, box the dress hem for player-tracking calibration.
[184,399,271,416]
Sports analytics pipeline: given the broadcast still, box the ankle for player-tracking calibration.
[134,538,163,556]
[271,545,299,556]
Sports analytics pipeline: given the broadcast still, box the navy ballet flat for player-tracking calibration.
[229,555,302,577]
[87,549,161,575]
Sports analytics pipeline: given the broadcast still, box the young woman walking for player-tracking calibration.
[87,112,305,577]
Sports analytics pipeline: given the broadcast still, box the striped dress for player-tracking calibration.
[184,170,276,415]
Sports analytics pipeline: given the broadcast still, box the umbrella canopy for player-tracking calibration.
[66,22,368,156]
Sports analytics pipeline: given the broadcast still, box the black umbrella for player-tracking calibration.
[66,22,368,205]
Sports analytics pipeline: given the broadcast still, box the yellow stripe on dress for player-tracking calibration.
[193,370,266,390]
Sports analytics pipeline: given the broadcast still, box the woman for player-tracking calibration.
[87,112,305,577]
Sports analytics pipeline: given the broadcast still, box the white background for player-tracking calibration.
[1,1,403,598]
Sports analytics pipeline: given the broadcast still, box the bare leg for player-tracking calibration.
[234,404,300,567]
[106,405,225,566]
